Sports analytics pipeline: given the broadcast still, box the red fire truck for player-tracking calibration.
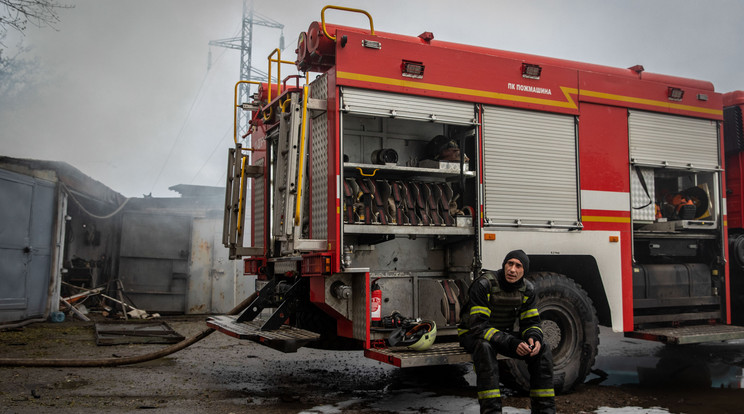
[724,90,744,325]
[208,6,744,393]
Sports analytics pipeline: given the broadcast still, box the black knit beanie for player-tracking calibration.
[502,249,529,275]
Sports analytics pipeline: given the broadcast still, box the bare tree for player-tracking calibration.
[0,1,71,97]
[0,0,71,37]
[0,36,37,97]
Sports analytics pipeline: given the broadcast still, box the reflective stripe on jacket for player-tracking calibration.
[458,270,543,345]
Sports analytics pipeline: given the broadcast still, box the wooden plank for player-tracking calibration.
[95,322,185,346]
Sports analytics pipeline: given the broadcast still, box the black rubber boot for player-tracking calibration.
[530,396,556,414]
[479,396,502,414]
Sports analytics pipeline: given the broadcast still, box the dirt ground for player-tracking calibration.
[1,316,743,414]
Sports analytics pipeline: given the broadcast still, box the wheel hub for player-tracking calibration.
[542,319,561,352]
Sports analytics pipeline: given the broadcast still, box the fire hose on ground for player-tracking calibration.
[0,292,258,368]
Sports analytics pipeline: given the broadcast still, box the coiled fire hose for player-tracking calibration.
[0,292,258,367]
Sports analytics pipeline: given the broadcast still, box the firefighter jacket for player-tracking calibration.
[458,269,543,352]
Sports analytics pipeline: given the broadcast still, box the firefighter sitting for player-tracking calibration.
[458,250,555,414]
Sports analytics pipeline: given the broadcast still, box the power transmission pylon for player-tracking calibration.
[209,0,284,140]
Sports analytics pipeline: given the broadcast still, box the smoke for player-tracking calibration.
[0,0,741,198]
[0,1,246,197]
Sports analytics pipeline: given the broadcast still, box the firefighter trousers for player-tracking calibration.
[469,337,555,414]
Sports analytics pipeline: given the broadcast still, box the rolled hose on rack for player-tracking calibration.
[0,292,258,368]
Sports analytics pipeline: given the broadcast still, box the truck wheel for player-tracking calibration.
[499,272,599,394]
[730,234,744,268]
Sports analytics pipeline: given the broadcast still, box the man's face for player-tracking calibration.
[504,258,525,283]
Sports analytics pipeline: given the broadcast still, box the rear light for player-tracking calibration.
[244,258,267,277]
[401,60,425,79]
[302,253,334,275]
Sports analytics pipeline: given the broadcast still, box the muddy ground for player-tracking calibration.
[1,316,743,414]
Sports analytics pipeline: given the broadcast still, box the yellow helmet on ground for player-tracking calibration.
[388,320,437,351]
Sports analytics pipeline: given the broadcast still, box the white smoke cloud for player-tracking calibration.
[0,0,741,197]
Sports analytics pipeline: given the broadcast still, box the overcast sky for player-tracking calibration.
[0,0,742,198]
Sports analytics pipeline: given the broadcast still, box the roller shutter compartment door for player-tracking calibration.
[340,87,477,125]
[629,110,720,170]
[482,106,578,228]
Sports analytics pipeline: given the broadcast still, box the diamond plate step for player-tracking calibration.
[364,342,472,368]
[626,324,744,345]
[206,315,320,353]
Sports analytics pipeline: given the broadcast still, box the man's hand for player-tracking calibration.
[516,338,542,357]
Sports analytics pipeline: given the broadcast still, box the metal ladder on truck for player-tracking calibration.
[210,58,325,352]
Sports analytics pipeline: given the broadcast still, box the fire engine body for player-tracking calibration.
[724,91,744,324]
[209,6,744,393]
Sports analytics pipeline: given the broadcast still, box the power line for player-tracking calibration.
[189,126,232,185]
[208,0,284,140]
[147,65,214,195]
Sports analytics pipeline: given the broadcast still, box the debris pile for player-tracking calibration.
[60,281,160,322]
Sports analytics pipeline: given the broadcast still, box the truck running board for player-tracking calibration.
[364,342,472,368]
[626,324,744,345]
[206,315,320,353]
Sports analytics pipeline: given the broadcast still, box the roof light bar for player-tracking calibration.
[402,60,425,79]
[668,87,684,101]
[521,63,542,79]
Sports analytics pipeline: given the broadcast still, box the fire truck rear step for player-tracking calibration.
[626,324,744,345]
[364,342,472,368]
[206,315,320,353]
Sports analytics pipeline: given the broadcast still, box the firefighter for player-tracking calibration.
[458,250,555,414]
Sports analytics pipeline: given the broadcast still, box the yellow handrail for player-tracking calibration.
[356,167,378,177]
[294,84,310,226]
[321,5,375,41]
[280,97,292,113]
[234,80,262,145]
[264,48,296,122]
[237,155,247,237]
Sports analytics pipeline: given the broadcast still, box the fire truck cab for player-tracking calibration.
[209,6,744,393]
[724,90,744,325]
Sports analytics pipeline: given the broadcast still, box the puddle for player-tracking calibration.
[590,341,744,389]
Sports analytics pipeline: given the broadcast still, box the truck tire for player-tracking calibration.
[730,233,744,269]
[499,272,599,394]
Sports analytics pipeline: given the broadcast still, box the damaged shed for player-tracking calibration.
[0,156,124,325]
[0,157,249,326]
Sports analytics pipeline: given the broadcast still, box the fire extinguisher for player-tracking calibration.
[371,278,382,324]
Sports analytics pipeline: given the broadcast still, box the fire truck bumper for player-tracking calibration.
[626,324,744,345]
[206,315,320,353]
[364,342,472,368]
